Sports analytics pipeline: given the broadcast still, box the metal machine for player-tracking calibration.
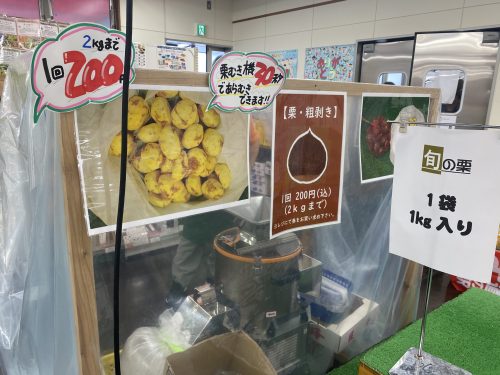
[175,197,323,375]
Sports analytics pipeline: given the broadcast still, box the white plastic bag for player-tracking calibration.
[121,310,190,375]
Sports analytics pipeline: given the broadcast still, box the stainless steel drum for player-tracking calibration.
[213,227,302,338]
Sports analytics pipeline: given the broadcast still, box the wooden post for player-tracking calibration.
[60,113,101,375]
[359,362,381,375]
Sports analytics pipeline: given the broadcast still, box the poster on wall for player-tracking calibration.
[16,18,41,50]
[359,93,430,183]
[75,85,250,234]
[156,45,196,71]
[304,44,355,81]
[389,126,500,282]
[130,44,197,71]
[133,42,147,68]
[0,16,19,49]
[271,91,346,238]
[269,49,298,78]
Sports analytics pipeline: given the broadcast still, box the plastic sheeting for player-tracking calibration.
[235,96,420,358]
[311,95,420,357]
[0,53,78,374]
[89,90,422,374]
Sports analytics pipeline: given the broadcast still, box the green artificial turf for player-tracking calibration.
[361,288,500,374]
[359,96,429,182]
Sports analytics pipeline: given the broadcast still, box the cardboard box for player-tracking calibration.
[165,331,277,375]
[310,295,379,353]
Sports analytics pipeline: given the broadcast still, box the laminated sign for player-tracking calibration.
[74,85,249,235]
[271,92,346,238]
[389,126,500,282]
[208,52,286,112]
[31,22,135,122]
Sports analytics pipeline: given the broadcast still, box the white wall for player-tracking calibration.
[124,0,500,124]
[233,0,500,79]
[120,0,233,47]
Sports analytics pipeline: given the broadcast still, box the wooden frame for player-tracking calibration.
[60,70,440,374]
[358,362,382,375]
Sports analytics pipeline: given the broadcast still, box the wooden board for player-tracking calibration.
[358,362,382,375]
[134,69,441,99]
[62,70,440,374]
[60,113,101,375]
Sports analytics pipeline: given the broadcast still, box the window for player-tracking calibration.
[424,69,465,114]
[211,50,225,65]
[196,44,207,73]
[377,72,406,86]
[167,40,230,73]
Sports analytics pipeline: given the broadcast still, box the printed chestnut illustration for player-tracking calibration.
[287,128,328,184]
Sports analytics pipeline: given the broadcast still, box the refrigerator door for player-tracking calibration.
[358,39,414,85]
[410,31,499,124]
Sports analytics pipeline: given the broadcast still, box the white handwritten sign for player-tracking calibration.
[208,52,285,112]
[31,22,135,122]
[390,126,500,282]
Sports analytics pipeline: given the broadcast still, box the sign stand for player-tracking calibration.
[389,267,471,375]
[387,120,499,375]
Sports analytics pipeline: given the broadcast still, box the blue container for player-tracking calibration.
[310,302,345,324]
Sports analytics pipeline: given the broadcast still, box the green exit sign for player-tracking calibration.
[196,23,206,37]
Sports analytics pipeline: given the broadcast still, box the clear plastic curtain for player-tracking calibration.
[311,95,420,358]
[0,53,78,374]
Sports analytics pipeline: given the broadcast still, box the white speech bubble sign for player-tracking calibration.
[208,52,286,113]
[31,22,135,123]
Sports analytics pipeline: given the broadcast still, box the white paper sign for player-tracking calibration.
[208,52,286,112]
[439,114,457,124]
[390,126,500,282]
[40,23,59,38]
[31,22,135,122]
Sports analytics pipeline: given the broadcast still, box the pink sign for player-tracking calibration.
[208,52,285,113]
[31,22,135,122]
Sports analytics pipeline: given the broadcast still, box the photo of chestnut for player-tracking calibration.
[75,87,249,232]
[366,116,391,157]
[359,94,429,183]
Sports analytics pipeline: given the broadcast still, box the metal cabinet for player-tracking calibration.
[357,39,414,86]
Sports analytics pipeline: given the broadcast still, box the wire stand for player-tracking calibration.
[389,267,471,375]
[387,120,495,374]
